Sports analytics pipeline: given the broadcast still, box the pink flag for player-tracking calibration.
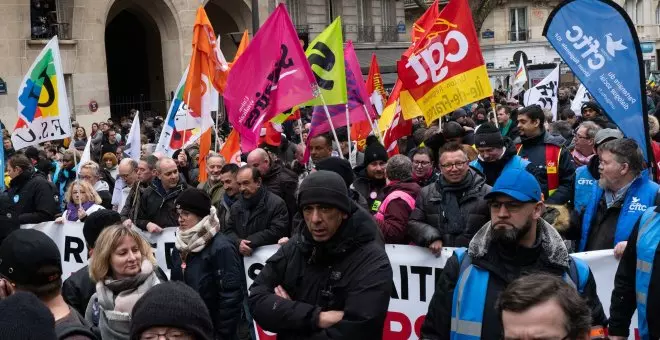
[345,41,377,120]
[224,4,317,152]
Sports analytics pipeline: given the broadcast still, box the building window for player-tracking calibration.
[509,7,528,42]
[624,0,636,23]
[636,0,643,24]
[31,0,70,40]
[357,0,375,42]
[326,0,343,23]
[381,0,398,42]
[286,0,308,34]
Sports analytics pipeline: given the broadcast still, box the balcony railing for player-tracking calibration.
[381,26,399,42]
[294,25,310,35]
[508,29,530,42]
[32,22,71,40]
[358,25,375,43]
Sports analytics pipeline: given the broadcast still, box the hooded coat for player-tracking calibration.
[7,170,59,224]
[420,219,607,339]
[248,202,393,339]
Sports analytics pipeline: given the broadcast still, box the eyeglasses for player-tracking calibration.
[413,160,432,167]
[439,161,467,170]
[489,200,527,212]
[140,329,193,340]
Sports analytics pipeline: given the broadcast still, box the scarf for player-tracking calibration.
[437,171,475,234]
[571,149,594,166]
[413,167,433,183]
[500,119,513,136]
[66,201,95,221]
[175,206,221,260]
[223,193,237,208]
[240,186,266,209]
[97,259,158,315]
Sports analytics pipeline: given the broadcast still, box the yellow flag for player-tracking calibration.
[303,17,347,106]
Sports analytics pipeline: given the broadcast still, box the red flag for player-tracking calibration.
[259,121,282,147]
[224,4,316,152]
[397,0,492,123]
[383,105,412,157]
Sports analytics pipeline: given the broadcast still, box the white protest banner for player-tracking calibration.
[571,84,590,116]
[245,246,640,340]
[21,222,178,280]
[524,65,560,121]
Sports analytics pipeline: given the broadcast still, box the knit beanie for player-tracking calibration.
[452,108,467,120]
[363,142,388,166]
[298,171,350,213]
[315,157,354,189]
[442,121,465,139]
[474,123,504,148]
[83,209,122,248]
[130,282,214,340]
[175,188,211,218]
[581,101,601,115]
[0,292,57,340]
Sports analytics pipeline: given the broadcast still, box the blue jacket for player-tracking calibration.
[573,165,596,214]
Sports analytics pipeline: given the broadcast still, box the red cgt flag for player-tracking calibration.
[397,0,492,124]
[383,104,412,157]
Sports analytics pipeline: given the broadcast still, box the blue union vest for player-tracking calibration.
[449,248,589,339]
[574,166,596,214]
[635,208,660,340]
[470,155,530,174]
[579,175,659,252]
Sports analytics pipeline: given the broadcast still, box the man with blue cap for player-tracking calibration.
[420,168,607,340]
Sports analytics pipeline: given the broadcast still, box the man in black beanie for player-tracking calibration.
[315,157,368,211]
[0,292,57,340]
[353,140,388,214]
[131,282,214,340]
[249,171,393,339]
[470,123,534,186]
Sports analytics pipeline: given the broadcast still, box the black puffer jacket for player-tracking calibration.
[224,187,289,249]
[517,131,575,205]
[0,192,19,244]
[408,170,491,247]
[248,202,393,339]
[262,162,299,226]
[135,178,188,230]
[171,210,243,340]
[351,167,386,214]
[421,219,607,339]
[6,170,59,224]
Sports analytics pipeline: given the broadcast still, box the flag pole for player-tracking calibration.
[345,103,353,166]
[362,104,382,141]
[319,94,344,160]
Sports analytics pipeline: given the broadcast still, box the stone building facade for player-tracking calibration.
[0,0,405,130]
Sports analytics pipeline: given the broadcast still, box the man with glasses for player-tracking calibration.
[420,168,607,339]
[572,121,601,167]
[408,142,491,254]
[471,122,531,186]
[112,158,139,213]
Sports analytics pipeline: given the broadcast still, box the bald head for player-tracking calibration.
[118,158,138,186]
[156,158,180,190]
[247,148,271,175]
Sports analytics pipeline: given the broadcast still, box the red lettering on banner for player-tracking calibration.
[383,311,412,340]
[414,315,426,338]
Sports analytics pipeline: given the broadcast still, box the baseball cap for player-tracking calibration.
[0,229,62,286]
[485,168,542,202]
[594,128,624,147]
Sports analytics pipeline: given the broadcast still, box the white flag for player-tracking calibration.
[124,113,141,161]
[524,66,560,121]
[571,84,590,116]
[76,138,91,176]
[511,58,528,97]
[12,36,72,150]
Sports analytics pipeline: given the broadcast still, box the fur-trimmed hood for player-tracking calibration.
[468,218,570,269]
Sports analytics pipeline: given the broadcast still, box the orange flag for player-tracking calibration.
[184,7,228,182]
[231,30,250,66]
[221,130,241,164]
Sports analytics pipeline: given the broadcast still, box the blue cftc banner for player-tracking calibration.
[544,0,651,161]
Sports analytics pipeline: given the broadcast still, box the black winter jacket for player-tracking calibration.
[0,193,19,244]
[408,170,491,247]
[517,131,575,205]
[351,167,386,214]
[262,163,299,227]
[248,203,393,339]
[6,171,59,224]
[135,179,188,230]
[224,187,289,249]
[421,219,608,339]
[609,208,660,338]
[171,218,243,340]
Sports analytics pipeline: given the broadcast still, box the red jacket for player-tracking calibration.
[652,141,660,182]
[376,180,421,244]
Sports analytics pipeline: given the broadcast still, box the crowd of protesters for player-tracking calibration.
[0,85,659,339]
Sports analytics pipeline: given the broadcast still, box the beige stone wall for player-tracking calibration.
[0,0,252,132]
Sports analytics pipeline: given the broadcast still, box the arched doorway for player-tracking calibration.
[204,0,252,60]
[104,0,180,119]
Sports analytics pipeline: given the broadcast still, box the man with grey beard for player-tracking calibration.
[420,167,607,340]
